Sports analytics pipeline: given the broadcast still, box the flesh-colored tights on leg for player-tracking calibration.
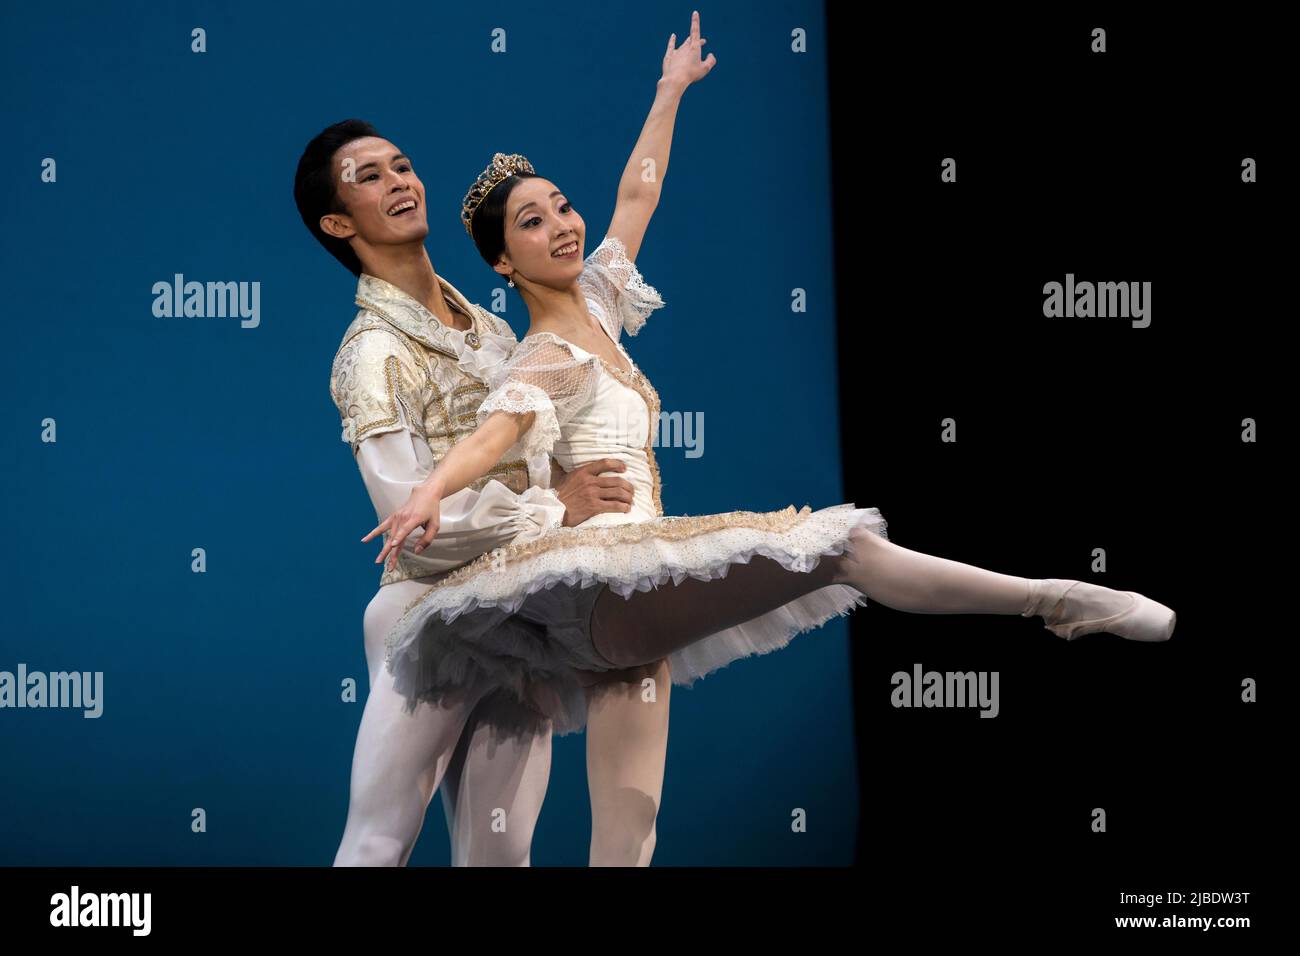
[589,525,1033,668]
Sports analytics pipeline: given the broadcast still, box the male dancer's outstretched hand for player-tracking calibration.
[364,481,443,573]
[363,457,638,571]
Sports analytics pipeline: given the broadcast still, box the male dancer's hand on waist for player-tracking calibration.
[552,458,636,527]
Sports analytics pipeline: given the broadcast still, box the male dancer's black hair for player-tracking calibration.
[294,119,382,277]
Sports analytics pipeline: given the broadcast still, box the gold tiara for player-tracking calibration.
[462,152,535,238]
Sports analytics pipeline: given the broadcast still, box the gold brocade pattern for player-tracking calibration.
[331,272,531,586]
[398,505,815,615]
[359,353,403,441]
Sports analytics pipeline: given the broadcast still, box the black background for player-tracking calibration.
[835,5,1284,937]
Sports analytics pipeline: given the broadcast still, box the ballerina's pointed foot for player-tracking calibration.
[1022,579,1175,642]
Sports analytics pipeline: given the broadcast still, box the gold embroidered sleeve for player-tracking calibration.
[330,328,426,453]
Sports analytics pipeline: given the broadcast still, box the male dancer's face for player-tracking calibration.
[320,136,429,254]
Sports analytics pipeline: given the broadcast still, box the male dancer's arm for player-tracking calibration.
[356,426,541,575]
[340,329,632,572]
[356,423,634,574]
[365,401,553,570]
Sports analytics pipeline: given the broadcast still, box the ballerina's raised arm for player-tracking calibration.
[365,11,716,572]
[599,9,715,263]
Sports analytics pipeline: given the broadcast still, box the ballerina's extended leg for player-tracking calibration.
[588,523,1173,668]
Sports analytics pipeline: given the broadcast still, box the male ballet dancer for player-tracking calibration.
[295,120,640,865]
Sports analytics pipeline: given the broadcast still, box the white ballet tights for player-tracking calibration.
[338,524,1134,865]
[335,579,674,867]
[334,579,552,866]
[834,524,1033,615]
[590,523,1035,667]
[581,658,672,866]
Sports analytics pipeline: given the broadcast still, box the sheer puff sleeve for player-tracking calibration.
[475,335,601,485]
[578,234,665,342]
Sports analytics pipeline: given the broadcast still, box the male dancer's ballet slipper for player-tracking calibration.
[1021,578,1176,642]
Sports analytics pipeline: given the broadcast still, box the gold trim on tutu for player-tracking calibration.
[399,504,817,617]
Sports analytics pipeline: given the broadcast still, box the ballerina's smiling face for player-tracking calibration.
[494,177,586,288]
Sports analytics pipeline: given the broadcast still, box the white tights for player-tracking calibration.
[333,580,550,866]
[582,658,671,867]
[569,524,1037,864]
[590,523,1035,667]
[334,578,671,866]
[336,526,1043,865]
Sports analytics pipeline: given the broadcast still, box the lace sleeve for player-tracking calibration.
[475,336,601,480]
[577,234,666,341]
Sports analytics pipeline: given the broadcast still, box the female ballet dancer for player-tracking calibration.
[373,151,1174,680]
[368,12,1175,861]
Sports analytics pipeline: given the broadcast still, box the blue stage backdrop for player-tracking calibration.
[0,0,855,865]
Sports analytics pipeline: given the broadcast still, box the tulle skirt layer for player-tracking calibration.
[383,503,888,739]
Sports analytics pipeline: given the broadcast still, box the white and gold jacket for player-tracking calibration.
[330,272,566,587]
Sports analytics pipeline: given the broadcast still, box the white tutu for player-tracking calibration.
[382,234,890,739]
[383,502,889,738]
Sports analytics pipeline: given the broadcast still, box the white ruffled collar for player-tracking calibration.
[450,321,516,383]
[354,272,518,381]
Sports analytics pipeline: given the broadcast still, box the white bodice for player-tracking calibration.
[547,339,660,526]
[473,233,667,525]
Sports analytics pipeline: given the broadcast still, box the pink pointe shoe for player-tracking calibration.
[1021,578,1176,642]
